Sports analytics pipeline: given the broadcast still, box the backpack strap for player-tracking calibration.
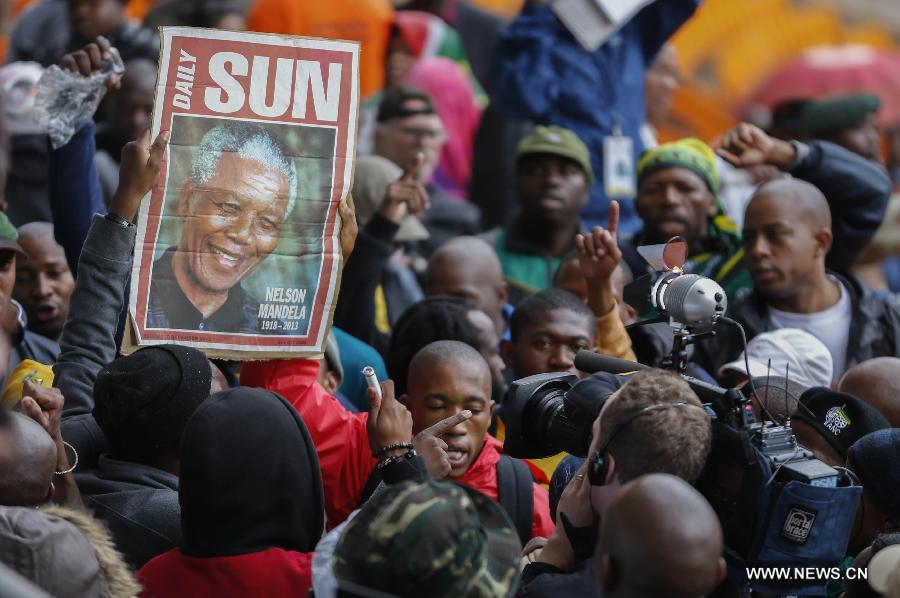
[496,454,535,545]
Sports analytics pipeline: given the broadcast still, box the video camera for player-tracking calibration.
[502,238,862,594]
[502,352,836,489]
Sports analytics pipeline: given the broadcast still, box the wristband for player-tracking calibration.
[55,441,79,475]
[376,449,418,471]
[559,512,599,562]
[105,213,133,228]
[372,442,414,458]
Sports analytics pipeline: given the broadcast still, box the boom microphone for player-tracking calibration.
[574,351,649,375]
[574,350,741,408]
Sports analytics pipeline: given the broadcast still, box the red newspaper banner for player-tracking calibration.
[126,27,359,359]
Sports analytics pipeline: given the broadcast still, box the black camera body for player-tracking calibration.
[501,361,860,592]
[503,372,590,459]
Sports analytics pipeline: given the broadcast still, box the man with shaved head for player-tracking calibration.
[426,237,509,335]
[595,473,725,598]
[0,376,80,510]
[839,358,900,426]
[242,339,555,539]
[694,123,895,379]
[0,413,57,507]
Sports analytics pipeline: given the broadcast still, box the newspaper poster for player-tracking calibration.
[126,27,359,359]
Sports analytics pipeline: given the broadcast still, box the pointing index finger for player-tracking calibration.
[421,410,472,437]
[400,152,424,182]
[607,200,619,238]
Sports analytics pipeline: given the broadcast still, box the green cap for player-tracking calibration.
[516,125,594,183]
[0,213,25,256]
[802,93,880,137]
[332,480,522,598]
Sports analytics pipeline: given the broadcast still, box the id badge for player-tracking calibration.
[603,134,636,198]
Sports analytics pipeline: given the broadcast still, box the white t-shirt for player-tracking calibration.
[768,278,852,383]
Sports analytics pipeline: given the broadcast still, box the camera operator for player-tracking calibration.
[515,369,712,597]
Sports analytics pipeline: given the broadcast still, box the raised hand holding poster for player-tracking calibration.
[127,27,359,358]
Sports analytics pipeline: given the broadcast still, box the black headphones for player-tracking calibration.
[588,402,692,486]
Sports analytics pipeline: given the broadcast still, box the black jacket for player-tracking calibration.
[693,273,900,376]
[515,560,597,597]
[333,214,407,355]
[793,140,893,274]
[75,456,181,570]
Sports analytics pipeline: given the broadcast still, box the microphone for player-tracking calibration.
[574,350,738,406]
[651,272,727,327]
[574,351,649,375]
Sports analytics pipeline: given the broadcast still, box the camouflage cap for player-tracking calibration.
[332,480,522,598]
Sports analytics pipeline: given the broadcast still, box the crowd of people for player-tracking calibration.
[1,0,900,596]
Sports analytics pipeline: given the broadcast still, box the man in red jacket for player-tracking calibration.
[241,340,554,539]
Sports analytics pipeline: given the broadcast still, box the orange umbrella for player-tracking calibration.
[744,45,900,127]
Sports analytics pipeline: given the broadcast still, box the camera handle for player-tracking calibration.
[660,324,715,375]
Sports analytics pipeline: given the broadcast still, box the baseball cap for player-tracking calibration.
[516,125,594,183]
[802,93,880,137]
[376,86,436,124]
[0,213,26,257]
[793,388,890,460]
[719,328,833,390]
[332,480,522,598]
[868,543,900,594]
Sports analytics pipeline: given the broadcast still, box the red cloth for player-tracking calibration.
[241,358,555,539]
[138,548,313,598]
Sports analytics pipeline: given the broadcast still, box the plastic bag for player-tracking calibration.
[33,48,125,149]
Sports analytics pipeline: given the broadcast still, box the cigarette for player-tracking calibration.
[362,366,382,400]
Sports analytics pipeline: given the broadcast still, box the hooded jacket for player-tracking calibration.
[138,387,325,597]
[240,358,555,539]
[0,505,140,598]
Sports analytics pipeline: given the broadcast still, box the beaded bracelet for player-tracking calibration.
[372,442,414,459]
